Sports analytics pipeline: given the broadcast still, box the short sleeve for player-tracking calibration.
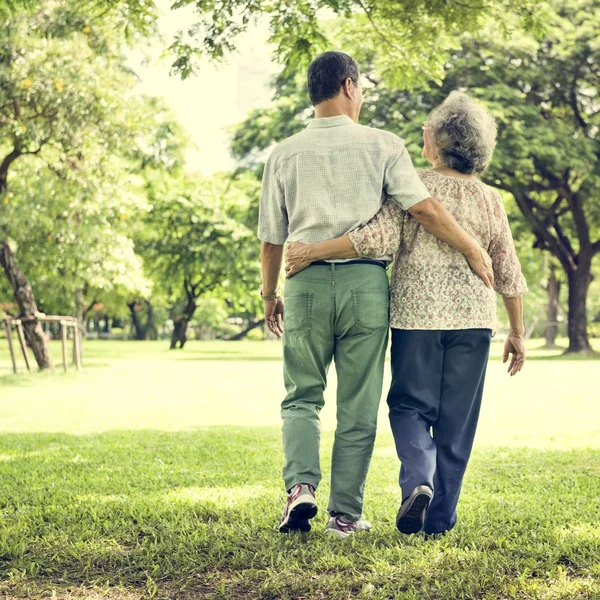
[348,200,404,258]
[384,138,432,211]
[258,154,288,244]
[488,191,528,297]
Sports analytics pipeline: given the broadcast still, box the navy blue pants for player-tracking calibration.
[387,328,492,534]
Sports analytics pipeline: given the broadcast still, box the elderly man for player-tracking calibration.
[258,51,493,537]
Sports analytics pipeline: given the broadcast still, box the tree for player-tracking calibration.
[0,2,178,366]
[139,172,261,349]
[459,2,600,353]
[232,1,600,354]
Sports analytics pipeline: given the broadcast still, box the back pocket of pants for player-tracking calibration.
[284,292,313,336]
[352,289,389,332]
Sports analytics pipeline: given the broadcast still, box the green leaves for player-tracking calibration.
[0,0,158,37]
[0,0,547,86]
[138,171,261,314]
[0,1,187,318]
[168,0,546,86]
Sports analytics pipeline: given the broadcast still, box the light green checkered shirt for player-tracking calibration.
[258,114,431,262]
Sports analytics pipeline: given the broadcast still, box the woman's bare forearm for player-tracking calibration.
[305,235,358,261]
[503,295,525,335]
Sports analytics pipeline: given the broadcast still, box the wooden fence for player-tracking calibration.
[3,315,82,374]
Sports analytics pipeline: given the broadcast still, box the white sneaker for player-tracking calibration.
[279,483,318,533]
[325,514,372,539]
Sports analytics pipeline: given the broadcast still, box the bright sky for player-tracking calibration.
[128,0,278,174]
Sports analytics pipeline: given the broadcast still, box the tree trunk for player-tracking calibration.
[170,299,196,349]
[129,300,157,340]
[565,259,594,354]
[93,313,101,338]
[170,318,188,349]
[144,300,158,340]
[0,240,53,369]
[543,266,561,349]
[227,318,265,341]
[128,302,145,340]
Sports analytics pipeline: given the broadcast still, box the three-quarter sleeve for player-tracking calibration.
[488,192,528,297]
[258,154,288,244]
[384,137,432,211]
[348,199,404,258]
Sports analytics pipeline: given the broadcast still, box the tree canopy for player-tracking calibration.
[1,0,546,86]
[138,171,261,347]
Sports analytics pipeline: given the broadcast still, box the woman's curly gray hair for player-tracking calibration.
[427,91,498,175]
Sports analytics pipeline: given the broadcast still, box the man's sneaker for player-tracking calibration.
[279,483,318,533]
[325,514,372,539]
[396,485,433,534]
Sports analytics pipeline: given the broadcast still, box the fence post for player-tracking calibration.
[60,321,68,373]
[73,322,82,371]
[4,320,17,374]
[15,321,31,372]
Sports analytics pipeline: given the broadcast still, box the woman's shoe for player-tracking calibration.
[396,485,433,534]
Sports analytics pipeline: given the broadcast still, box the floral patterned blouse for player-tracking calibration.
[347,170,528,331]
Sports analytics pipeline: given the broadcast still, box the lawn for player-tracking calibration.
[0,339,598,599]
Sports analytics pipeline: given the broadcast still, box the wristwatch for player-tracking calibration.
[260,288,281,301]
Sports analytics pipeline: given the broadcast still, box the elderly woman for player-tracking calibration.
[284,91,528,537]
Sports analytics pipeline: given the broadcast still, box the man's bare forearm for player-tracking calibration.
[260,241,284,294]
[503,295,525,335]
[408,197,494,288]
[408,197,477,257]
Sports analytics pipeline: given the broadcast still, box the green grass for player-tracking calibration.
[0,340,599,599]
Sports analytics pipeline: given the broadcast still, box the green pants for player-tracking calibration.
[282,263,389,520]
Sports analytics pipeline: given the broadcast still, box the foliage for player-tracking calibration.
[138,171,261,317]
[1,149,150,315]
[0,0,547,86]
[0,0,158,38]
[0,1,186,194]
[168,0,547,86]
[0,1,190,321]
[1,5,136,171]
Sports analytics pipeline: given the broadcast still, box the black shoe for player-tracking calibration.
[396,485,433,534]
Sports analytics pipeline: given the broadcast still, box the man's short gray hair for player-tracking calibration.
[427,91,498,175]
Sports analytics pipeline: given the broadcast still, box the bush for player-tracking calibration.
[588,321,600,339]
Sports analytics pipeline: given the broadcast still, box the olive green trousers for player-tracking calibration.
[281,263,389,520]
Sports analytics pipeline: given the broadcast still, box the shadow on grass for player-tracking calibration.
[0,428,599,598]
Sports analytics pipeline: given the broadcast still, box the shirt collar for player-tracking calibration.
[307,115,355,128]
